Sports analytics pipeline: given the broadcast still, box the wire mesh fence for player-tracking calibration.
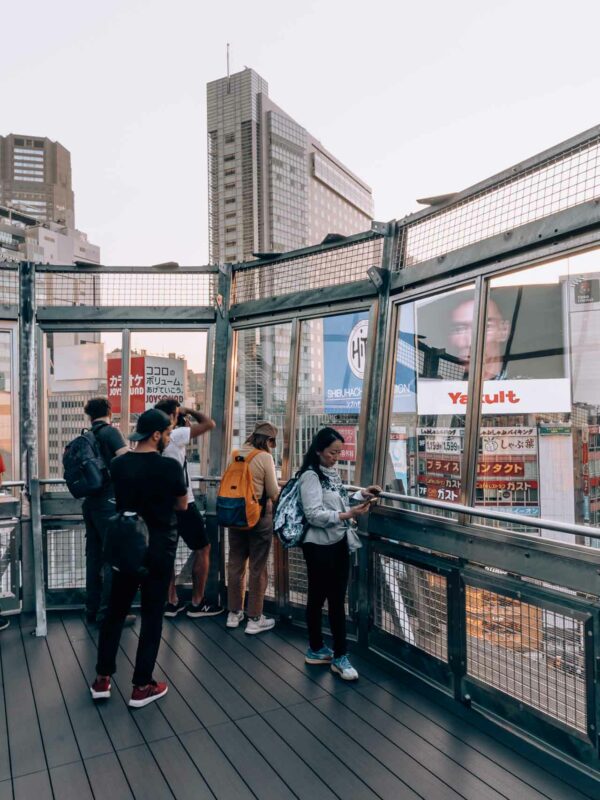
[0,523,17,597]
[400,133,600,267]
[465,584,588,733]
[34,269,217,307]
[373,554,449,662]
[232,236,384,304]
[46,525,86,590]
[0,265,19,305]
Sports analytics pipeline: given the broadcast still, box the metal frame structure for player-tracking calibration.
[2,125,600,776]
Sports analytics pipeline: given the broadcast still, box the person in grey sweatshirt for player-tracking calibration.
[298,427,380,680]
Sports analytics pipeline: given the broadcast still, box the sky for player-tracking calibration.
[4,0,600,266]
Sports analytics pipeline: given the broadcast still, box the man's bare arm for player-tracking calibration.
[174,495,188,511]
[180,407,216,439]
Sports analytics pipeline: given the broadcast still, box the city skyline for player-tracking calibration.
[3,0,600,266]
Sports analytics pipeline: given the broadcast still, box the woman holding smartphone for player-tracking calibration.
[298,427,380,680]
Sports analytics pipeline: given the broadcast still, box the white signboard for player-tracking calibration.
[417,379,571,416]
[480,427,537,455]
[144,356,185,407]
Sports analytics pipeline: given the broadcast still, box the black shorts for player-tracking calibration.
[176,502,209,550]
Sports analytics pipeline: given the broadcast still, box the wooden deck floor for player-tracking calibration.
[0,611,597,800]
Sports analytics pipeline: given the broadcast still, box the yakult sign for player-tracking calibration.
[417,378,571,416]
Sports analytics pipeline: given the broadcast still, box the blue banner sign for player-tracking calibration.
[323,312,369,413]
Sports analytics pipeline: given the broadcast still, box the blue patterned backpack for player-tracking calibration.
[273,477,307,549]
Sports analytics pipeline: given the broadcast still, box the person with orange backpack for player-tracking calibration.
[218,422,279,634]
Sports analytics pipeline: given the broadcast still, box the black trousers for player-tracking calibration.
[302,536,349,658]
[83,496,116,618]
[96,557,172,686]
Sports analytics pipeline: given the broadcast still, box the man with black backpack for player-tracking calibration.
[80,397,130,626]
[90,408,188,707]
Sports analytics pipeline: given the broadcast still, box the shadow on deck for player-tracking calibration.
[0,612,597,800]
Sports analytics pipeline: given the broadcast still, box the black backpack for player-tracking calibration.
[104,512,149,576]
[63,424,109,499]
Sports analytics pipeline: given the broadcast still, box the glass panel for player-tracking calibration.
[229,324,293,601]
[231,324,292,474]
[293,312,369,485]
[0,329,14,490]
[383,286,476,517]
[475,249,600,542]
[44,331,122,482]
[128,331,210,481]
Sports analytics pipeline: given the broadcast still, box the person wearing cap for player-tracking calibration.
[81,397,130,627]
[154,397,221,619]
[226,421,280,634]
[91,408,188,708]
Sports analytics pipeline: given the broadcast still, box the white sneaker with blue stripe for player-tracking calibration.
[305,645,334,664]
[331,654,359,680]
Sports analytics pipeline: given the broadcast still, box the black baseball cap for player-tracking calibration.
[128,408,171,442]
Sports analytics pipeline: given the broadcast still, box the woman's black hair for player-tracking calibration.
[298,426,344,482]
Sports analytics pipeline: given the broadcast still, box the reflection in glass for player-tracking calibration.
[44,331,122,480]
[293,312,368,486]
[232,325,292,476]
[129,331,209,480]
[0,330,13,486]
[383,287,475,515]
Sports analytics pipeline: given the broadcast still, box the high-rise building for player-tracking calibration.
[207,68,374,264]
[0,134,75,227]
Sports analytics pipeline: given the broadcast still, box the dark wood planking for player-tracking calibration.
[208,720,296,800]
[0,780,13,800]
[287,701,422,800]
[84,752,134,800]
[169,619,283,713]
[153,623,255,722]
[49,761,94,800]
[149,736,215,800]
[182,619,304,708]
[201,619,328,702]
[12,770,52,800]
[236,713,337,800]
[22,628,82,768]
[261,706,381,800]
[178,729,256,800]
[45,619,114,760]
[0,622,47,777]
[0,644,11,783]
[117,744,176,800]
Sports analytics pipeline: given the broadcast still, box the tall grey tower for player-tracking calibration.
[0,134,75,227]
[207,68,374,264]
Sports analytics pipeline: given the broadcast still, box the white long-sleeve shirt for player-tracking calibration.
[298,467,363,551]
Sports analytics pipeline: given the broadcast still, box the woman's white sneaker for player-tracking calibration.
[226,610,245,628]
[245,615,275,635]
[331,655,359,680]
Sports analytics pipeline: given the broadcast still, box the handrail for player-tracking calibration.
[31,480,600,542]
[38,476,223,485]
[1,481,26,488]
[379,490,600,542]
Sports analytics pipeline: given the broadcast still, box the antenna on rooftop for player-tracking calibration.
[227,43,231,93]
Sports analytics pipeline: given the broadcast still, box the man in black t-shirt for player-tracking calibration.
[91,408,188,708]
[82,397,129,625]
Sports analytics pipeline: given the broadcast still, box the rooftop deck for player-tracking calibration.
[0,612,595,800]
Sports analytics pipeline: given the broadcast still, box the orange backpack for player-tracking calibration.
[216,449,262,530]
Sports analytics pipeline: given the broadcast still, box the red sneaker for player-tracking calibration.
[90,676,111,700]
[129,680,168,708]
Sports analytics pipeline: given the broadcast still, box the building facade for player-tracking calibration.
[207,68,374,264]
[0,134,75,228]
